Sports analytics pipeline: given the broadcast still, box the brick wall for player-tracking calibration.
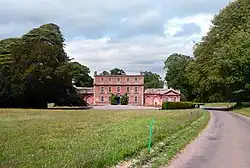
[94,75,144,105]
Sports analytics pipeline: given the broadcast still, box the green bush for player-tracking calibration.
[111,94,118,105]
[121,93,129,105]
[234,102,250,109]
[162,101,195,110]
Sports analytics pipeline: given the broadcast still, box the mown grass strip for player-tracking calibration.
[233,107,250,117]
[121,110,210,168]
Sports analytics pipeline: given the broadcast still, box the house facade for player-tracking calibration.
[77,74,181,106]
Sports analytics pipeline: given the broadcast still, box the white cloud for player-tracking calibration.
[0,0,232,77]
[164,14,214,37]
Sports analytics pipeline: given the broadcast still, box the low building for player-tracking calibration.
[77,74,181,106]
[144,88,181,106]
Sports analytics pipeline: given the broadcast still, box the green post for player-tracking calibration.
[148,117,155,153]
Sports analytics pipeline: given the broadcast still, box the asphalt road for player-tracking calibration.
[166,110,250,168]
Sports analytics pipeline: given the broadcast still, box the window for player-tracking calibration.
[135,87,138,93]
[109,78,111,81]
[135,77,138,82]
[135,96,138,102]
[101,78,103,81]
[117,87,120,93]
[108,87,112,93]
[127,87,130,93]
[101,96,104,102]
[109,96,111,102]
[101,87,104,93]
[117,78,120,82]
[127,78,130,82]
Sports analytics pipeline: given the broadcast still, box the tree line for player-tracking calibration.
[164,0,250,103]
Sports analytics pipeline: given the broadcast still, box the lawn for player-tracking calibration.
[204,102,235,107]
[233,107,250,117]
[0,109,209,168]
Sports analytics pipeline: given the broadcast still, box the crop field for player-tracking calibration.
[0,109,209,168]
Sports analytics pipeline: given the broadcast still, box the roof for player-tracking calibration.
[75,87,94,94]
[95,75,144,77]
[144,88,181,95]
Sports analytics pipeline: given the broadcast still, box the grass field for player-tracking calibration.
[233,107,250,117]
[204,102,235,107]
[0,109,209,168]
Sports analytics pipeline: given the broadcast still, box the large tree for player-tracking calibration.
[0,23,85,108]
[188,0,250,102]
[70,61,93,87]
[164,53,195,101]
[0,38,21,106]
[140,71,164,89]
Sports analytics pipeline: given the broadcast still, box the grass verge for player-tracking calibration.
[118,110,210,168]
[204,102,235,107]
[233,107,250,117]
[1,109,208,168]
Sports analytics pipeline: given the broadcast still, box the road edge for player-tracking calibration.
[162,110,213,168]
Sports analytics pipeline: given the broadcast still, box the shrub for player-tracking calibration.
[162,101,195,110]
[121,93,129,105]
[233,102,250,109]
[54,93,87,107]
[111,94,118,105]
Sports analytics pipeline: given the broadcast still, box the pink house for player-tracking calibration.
[144,88,181,106]
[77,74,181,106]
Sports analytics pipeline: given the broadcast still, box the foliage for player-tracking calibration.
[0,109,208,168]
[110,68,126,75]
[69,61,93,87]
[121,93,129,105]
[162,101,195,110]
[234,102,250,109]
[99,70,110,75]
[111,94,118,105]
[140,71,164,89]
[0,38,21,106]
[164,53,195,101]
[188,0,250,102]
[0,23,86,108]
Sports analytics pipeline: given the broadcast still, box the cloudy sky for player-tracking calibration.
[0,0,232,77]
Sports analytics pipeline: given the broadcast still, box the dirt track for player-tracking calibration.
[166,110,250,168]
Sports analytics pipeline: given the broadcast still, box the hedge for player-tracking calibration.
[162,101,195,110]
[233,102,250,109]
